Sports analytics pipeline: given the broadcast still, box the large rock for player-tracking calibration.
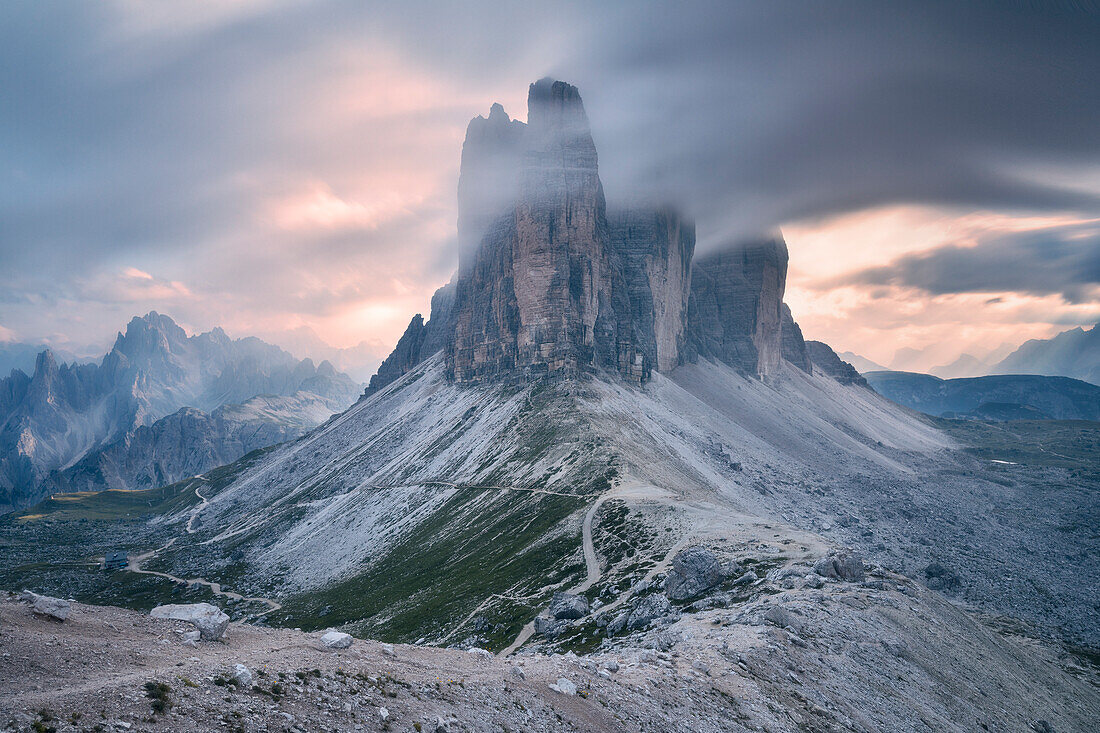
[813,553,866,582]
[150,602,230,641]
[610,208,696,373]
[664,546,728,600]
[627,594,675,630]
[320,630,353,649]
[31,594,71,621]
[549,592,589,620]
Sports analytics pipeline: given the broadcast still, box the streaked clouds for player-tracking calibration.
[1,1,1097,375]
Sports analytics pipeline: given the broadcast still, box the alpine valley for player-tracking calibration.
[2,81,1098,732]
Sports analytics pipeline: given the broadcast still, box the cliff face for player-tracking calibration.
[448,79,639,383]
[685,237,791,378]
[610,209,696,374]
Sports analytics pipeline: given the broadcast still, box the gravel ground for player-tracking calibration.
[3,559,1097,733]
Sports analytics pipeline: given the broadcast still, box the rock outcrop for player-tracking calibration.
[806,340,867,386]
[365,280,456,396]
[368,79,825,389]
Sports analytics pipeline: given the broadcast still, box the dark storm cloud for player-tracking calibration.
[562,1,1100,246]
[839,223,1100,303]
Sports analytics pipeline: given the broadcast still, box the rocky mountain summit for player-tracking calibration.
[370,78,836,395]
[0,313,360,512]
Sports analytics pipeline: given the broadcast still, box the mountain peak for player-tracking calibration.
[33,348,58,379]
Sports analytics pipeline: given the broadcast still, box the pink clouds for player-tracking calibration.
[783,205,1100,370]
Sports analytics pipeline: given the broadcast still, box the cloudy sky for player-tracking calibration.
[2,1,1098,375]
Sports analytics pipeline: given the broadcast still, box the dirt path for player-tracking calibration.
[126,475,282,613]
[500,480,667,656]
[185,481,208,534]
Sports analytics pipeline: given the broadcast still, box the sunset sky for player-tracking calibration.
[2,1,1098,375]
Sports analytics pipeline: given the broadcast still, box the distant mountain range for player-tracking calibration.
[838,351,887,373]
[841,324,1100,386]
[864,371,1100,420]
[992,323,1100,386]
[0,312,361,512]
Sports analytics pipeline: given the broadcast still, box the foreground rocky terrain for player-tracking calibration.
[4,542,1098,733]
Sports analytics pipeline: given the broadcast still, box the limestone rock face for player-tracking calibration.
[610,209,695,373]
[448,79,638,383]
[457,103,525,255]
[806,341,868,386]
[686,237,790,378]
[781,305,812,373]
[369,79,831,390]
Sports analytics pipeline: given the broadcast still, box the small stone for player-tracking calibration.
[381,643,395,656]
[233,663,252,687]
[378,706,389,721]
[692,660,711,675]
[510,665,526,680]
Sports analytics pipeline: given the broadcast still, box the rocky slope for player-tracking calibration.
[0,313,360,512]
[864,370,1100,420]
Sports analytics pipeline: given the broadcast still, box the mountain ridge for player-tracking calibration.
[0,312,361,512]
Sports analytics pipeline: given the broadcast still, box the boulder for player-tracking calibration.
[320,631,353,649]
[627,594,675,630]
[813,553,865,582]
[665,547,730,600]
[549,677,577,695]
[549,592,589,620]
[924,562,962,592]
[150,603,229,641]
[533,615,569,638]
[606,612,630,635]
[31,594,71,621]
